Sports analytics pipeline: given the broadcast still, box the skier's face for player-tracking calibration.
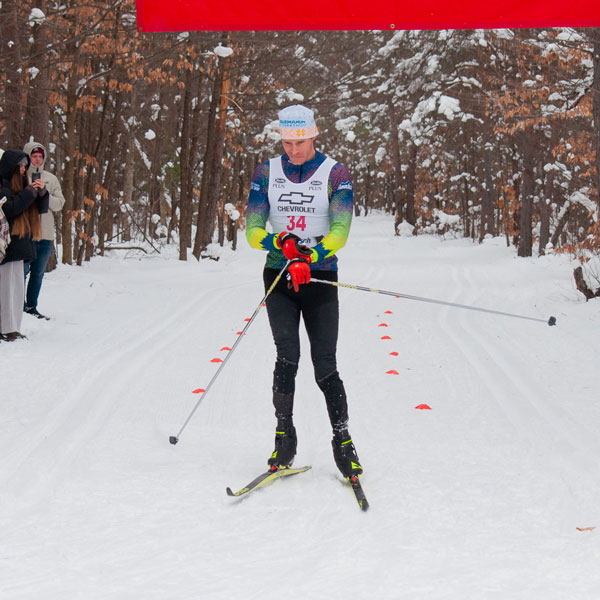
[282,138,316,166]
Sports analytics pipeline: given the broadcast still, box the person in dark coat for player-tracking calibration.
[0,149,49,341]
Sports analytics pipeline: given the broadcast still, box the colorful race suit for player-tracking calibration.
[246,151,353,271]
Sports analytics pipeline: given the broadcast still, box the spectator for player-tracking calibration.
[23,141,65,320]
[0,150,48,341]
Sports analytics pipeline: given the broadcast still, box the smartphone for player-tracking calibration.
[32,172,41,182]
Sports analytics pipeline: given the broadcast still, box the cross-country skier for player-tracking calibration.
[246,104,363,479]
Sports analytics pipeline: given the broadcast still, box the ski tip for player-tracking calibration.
[169,436,179,445]
[226,487,235,497]
[360,499,370,511]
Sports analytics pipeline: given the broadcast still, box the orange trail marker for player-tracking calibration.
[220,347,231,351]
[384,310,393,314]
[386,370,399,375]
[210,358,223,363]
[415,404,432,410]
[236,331,242,335]
[576,526,596,532]
[380,335,392,340]
[192,388,205,394]
[378,323,389,327]
[389,351,399,356]
[244,318,250,322]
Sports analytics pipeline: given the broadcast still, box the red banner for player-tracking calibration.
[135,0,600,32]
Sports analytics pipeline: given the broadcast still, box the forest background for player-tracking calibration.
[1,1,599,294]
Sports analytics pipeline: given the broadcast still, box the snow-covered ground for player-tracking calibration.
[1,214,599,599]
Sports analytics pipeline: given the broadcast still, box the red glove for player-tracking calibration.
[287,259,311,292]
[277,232,313,261]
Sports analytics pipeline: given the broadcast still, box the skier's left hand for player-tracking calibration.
[278,232,313,261]
[287,258,311,292]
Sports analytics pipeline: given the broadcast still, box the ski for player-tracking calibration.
[226,465,312,497]
[349,475,369,511]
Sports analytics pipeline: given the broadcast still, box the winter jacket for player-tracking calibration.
[24,141,65,241]
[0,149,49,264]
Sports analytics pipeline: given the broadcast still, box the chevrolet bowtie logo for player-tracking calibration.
[278,191,314,205]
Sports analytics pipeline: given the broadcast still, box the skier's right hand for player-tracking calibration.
[277,232,313,261]
[287,258,311,292]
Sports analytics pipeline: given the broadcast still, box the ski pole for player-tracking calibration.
[169,259,292,445]
[311,278,557,326]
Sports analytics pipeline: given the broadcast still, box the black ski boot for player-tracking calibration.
[332,432,363,478]
[268,424,297,469]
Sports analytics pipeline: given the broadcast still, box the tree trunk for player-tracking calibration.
[46,244,57,272]
[573,266,600,300]
[178,67,194,261]
[217,209,225,246]
[121,118,136,241]
[23,0,49,147]
[388,100,404,232]
[97,93,122,255]
[226,214,237,250]
[538,173,552,255]
[538,130,557,255]
[0,0,23,147]
[192,70,219,259]
[148,86,167,239]
[518,129,534,257]
[72,105,88,263]
[61,66,79,265]
[405,143,417,227]
[510,153,521,247]
[193,47,232,258]
[480,146,495,242]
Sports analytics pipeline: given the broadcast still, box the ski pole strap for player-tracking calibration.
[170,260,292,445]
[310,278,556,326]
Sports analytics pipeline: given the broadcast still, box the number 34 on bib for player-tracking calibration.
[287,215,307,232]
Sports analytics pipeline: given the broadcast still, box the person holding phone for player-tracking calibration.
[0,150,49,341]
[23,141,66,320]
[245,105,363,479]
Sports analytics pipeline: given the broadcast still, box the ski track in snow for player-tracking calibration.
[0,279,242,512]
[1,217,600,600]
[445,262,591,457]
[441,261,600,525]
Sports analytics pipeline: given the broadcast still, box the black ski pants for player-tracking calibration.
[264,268,339,382]
[263,268,349,431]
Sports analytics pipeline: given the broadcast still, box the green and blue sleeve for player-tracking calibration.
[246,162,279,252]
[310,163,353,264]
